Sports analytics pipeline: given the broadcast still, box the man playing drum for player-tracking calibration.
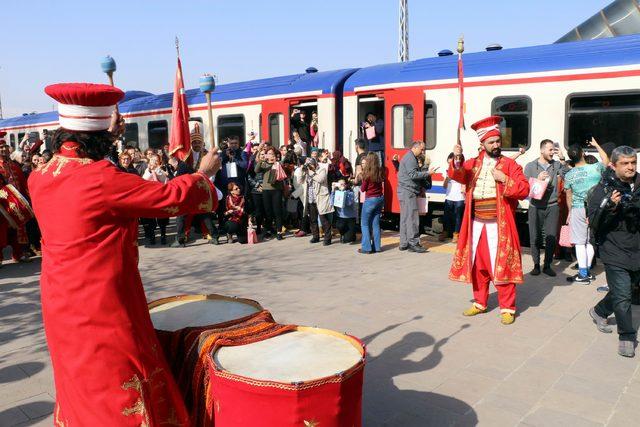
[0,135,30,264]
[28,83,221,426]
[447,116,529,325]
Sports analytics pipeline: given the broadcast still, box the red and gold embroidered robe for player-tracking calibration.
[28,143,218,426]
[447,151,529,284]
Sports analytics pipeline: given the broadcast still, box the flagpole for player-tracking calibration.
[456,35,465,147]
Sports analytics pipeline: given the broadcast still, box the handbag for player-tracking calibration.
[333,190,346,208]
[274,162,287,181]
[528,177,549,200]
[247,227,258,245]
[417,197,428,216]
[286,198,299,213]
[365,126,376,140]
[559,225,572,247]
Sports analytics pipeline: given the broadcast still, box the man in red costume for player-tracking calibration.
[0,134,29,264]
[448,116,529,325]
[28,83,221,426]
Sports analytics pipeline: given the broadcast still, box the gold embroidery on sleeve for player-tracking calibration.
[162,206,179,215]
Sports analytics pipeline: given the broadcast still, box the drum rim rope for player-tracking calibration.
[209,326,366,391]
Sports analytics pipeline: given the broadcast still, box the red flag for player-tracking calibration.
[457,53,465,137]
[168,58,191,161]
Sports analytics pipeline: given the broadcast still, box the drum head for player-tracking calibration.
[214,328,363,382]
[149,296,261,332]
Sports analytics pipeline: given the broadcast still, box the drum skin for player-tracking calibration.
[0,183,34,228]
[148,294,264,373]
[207,327,366,427]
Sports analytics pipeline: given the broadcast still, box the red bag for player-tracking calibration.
[247,227,258,245]
[559,225,572,247]
[274,162,287,181]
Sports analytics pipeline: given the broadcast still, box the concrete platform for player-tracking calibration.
[1,229,639,426]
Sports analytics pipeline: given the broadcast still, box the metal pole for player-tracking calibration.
[399,0,409,62]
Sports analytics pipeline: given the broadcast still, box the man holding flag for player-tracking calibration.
[447,116,530,325]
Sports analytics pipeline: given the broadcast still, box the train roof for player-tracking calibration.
[0,90,154,129]
[119,68,358,114]
[344,34,640,91]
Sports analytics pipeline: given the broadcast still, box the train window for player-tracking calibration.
[269,113,283,146]
[18,132,26,143]
[424,102,437,150]
[392,105,414,149]
[147,120,168,149]
[123,123,139,146]
[566,92,640,149]
[9,134,16,148]
[491,96,531,150]
[217,114,245,146]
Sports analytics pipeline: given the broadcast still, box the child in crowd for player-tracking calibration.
[224,182,247,243]
[331,178,358,243]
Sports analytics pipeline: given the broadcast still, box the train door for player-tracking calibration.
[383,88,425,214]
[260,99,289,146]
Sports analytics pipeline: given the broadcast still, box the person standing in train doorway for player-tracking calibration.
[362,112,384,164]
[448,116,530,325]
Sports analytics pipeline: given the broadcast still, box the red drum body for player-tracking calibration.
[208,326,366,427]
[0,184,34,228]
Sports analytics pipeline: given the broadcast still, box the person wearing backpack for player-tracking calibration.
[587,146,640,358]
[563,138,609,283]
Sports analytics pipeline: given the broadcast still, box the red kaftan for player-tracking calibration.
[28,145,217,426]
[447,152,530,284]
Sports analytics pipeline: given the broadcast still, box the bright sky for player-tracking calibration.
[0,0,610,118]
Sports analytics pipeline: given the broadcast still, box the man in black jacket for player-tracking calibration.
[587,146,640,358]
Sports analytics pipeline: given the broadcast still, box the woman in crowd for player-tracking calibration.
[117,152,137,174]
[563,138,609,283]
[310,111,319,147]
[141,154,169,245]
[31,154,45,172]
[359,153,384,254]
[247,149,266,236]
[255,146,285,240]
[224,182,247,243]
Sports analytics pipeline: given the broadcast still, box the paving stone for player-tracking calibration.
[521,407,603,427]
[0,406,29,427]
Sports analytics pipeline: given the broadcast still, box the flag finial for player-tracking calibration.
[175,36,180,58]
[457,35,465,54]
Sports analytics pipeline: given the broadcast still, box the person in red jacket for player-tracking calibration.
[28,83,221,426]
[447,116,530,325]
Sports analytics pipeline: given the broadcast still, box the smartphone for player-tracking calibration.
[28,131,39,143]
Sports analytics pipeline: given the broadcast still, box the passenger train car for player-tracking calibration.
[2,35,640,218]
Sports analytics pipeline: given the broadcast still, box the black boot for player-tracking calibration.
[530,264,541,276]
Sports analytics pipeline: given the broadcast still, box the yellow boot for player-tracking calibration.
[463,305,486,316]
[501,313,515,325]
[452,232,459,243]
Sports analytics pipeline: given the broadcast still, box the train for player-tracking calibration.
[2,34,640,217]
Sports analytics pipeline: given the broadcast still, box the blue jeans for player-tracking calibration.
[361,196,384,252]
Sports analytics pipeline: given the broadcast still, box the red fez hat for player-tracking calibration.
[45,83,124,132]
[471,116,503,143]
[0,132,6,145]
